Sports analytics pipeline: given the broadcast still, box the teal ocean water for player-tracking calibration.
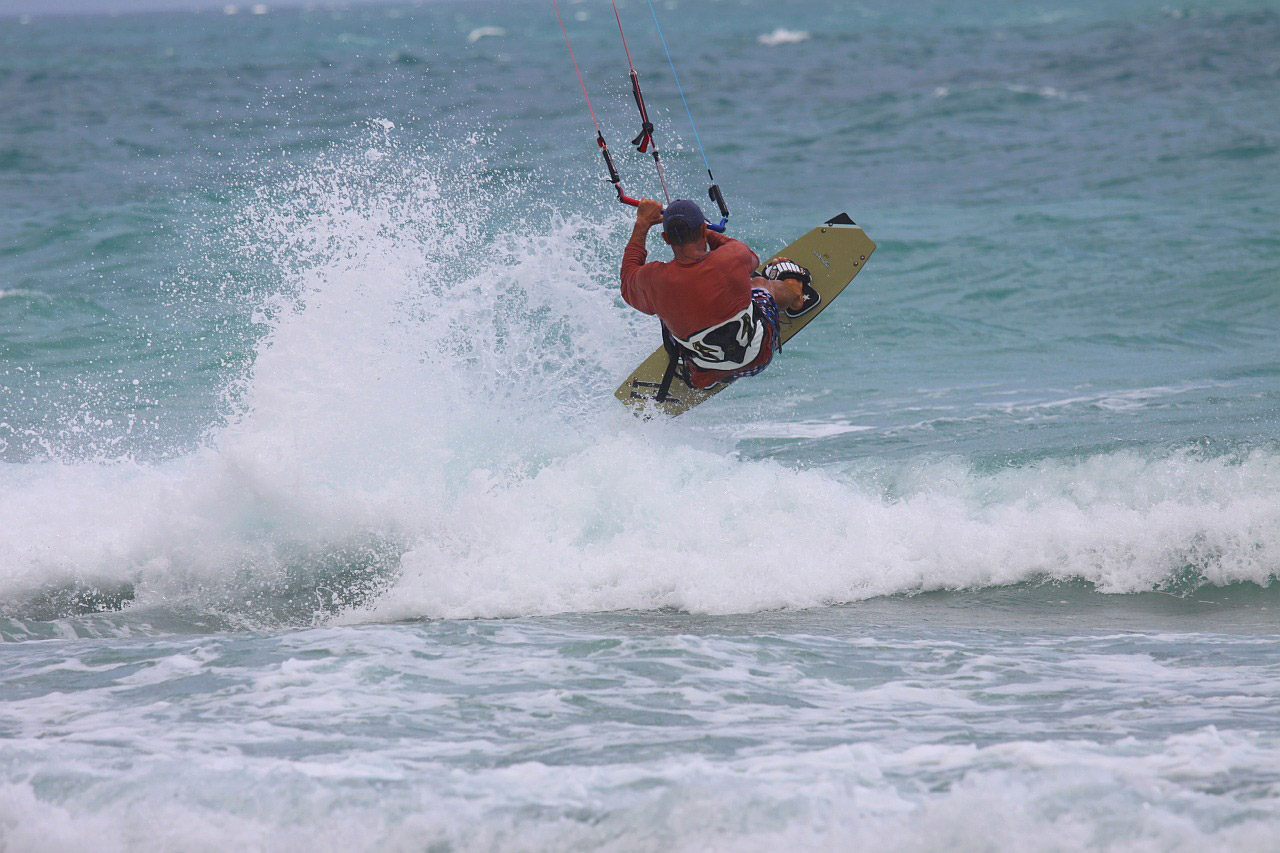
[3,0,1279,848]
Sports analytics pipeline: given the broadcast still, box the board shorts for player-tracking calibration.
[686,288,781,390]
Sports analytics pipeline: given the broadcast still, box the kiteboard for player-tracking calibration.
[615,212,875,417]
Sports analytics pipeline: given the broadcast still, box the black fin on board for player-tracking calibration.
[824,212,856,226]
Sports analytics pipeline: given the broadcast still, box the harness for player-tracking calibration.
[670,306,765,371]
[654,298,772,402]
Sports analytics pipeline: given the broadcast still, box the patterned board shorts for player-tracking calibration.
[729,288,782,379]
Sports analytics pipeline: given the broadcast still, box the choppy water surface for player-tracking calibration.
[2,0,1278,849]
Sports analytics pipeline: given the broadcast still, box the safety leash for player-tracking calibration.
[643,0,729,230]
[610,0,671,205]
[551,0,639,207]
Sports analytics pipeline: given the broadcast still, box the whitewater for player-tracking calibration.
[6,142,1277,624]
[3,0,1279,849]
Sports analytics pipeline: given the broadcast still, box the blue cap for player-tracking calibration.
[662,199,705,244]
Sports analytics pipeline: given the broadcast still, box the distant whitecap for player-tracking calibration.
[757,28,810,47]
[1006,83,1089,102]
[467,26,506,44]
[251,4,268,14]
[223,4,238,14]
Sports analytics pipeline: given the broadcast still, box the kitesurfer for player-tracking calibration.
[620,198,814,390]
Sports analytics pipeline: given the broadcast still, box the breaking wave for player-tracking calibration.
[2,133,1277,628]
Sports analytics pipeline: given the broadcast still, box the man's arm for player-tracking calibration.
[704,229,761,276]
[620,199,664,314]
[706,230,760,269]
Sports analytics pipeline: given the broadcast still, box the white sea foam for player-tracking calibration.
[757,28,811,47]
[1,135,1278,623]
[2,622,1278,850]
[733,418,875,439]
[3,736,1276,852]
[467,26,506,44]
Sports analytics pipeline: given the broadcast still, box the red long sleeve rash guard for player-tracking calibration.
[620,230,761,342]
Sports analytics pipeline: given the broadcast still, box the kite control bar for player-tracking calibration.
[612,192,729,234]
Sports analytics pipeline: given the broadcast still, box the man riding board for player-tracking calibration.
[620,198,815,391]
